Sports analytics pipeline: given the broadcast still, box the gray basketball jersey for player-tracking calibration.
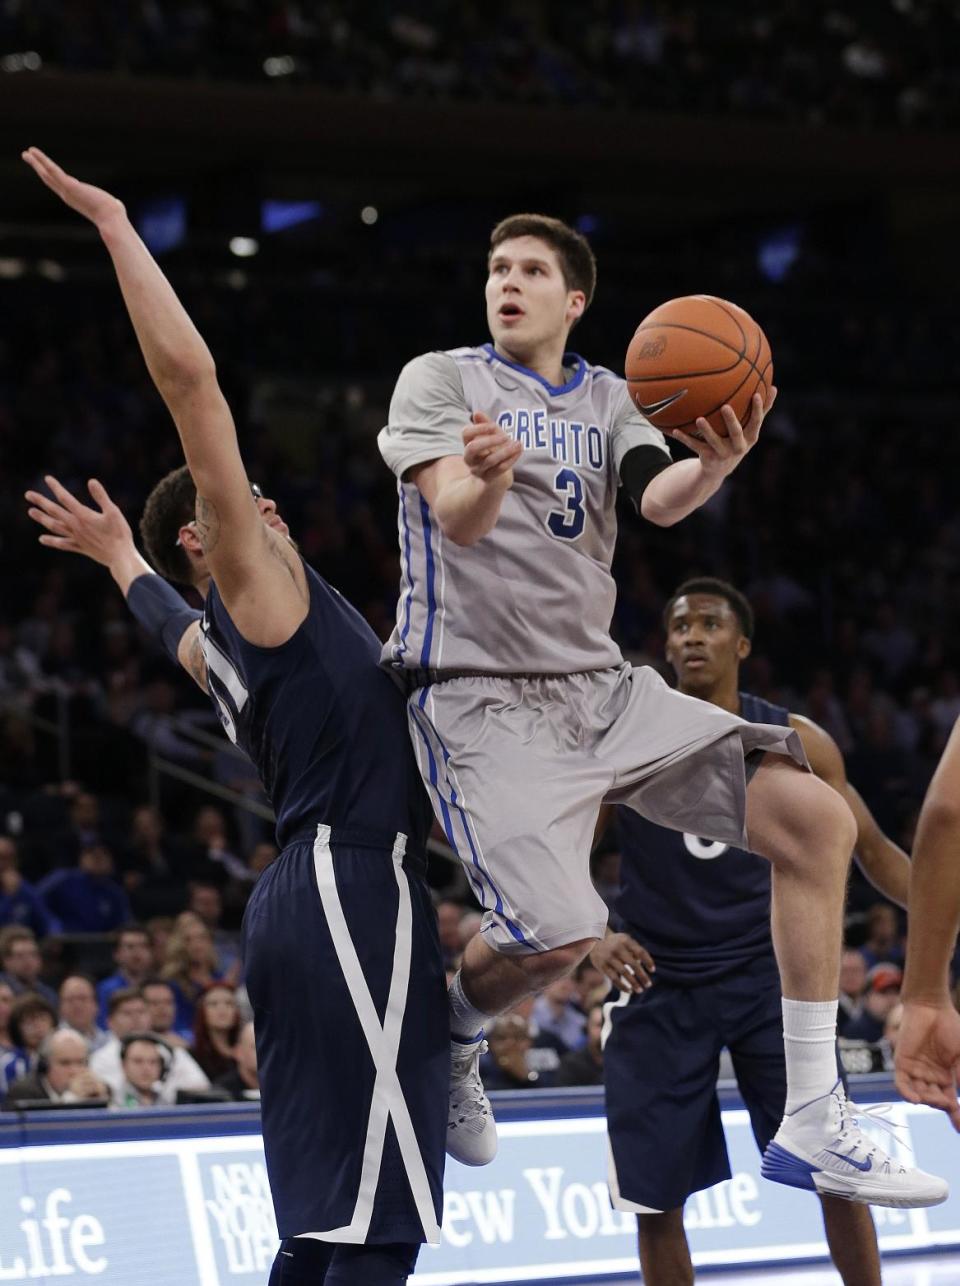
[378,344,670,675]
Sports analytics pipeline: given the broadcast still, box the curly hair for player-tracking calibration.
[139,465,197,585]
[489,213,597,309]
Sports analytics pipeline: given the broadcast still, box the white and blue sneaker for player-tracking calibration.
[447,1037,498,1167]
[762,1080,948,1208]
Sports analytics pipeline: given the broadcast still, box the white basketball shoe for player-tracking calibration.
[761,1079,948,1208]
[447,1037,498,1167]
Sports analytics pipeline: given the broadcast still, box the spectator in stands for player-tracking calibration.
[192,983,241,1081]
[96,924,153,1023]
[248,842,278,879]
[0,980,15,1057]
[0,836,51,938]
[161,912,224,1035]
[0,926,58,1007]
[572,958,606,1013]
[482,1013,554,1090]
[187,881,240,976]
[192,805,248,884]
[555,1004,605,1087]
[142,977,189,1049]
[145,916,174,973]
[843,964,903,1043]
[532,975,586,1053]
[38,843,132,933]
[123,804,191,918]
[215,1020,260,1101]
[91,985,209,1101]
[4,1030,109,1108]
[55,791,105,866]
[860,902,905,968]
[57,974,108,1052]
[111,1035,170,1109]
[2,993,58,1091]
[838,946,868,1036]
[435,900,465,968]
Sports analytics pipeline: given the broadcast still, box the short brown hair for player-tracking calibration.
[139,465,197,585]
[489,214,597,308]
[0,926,36,962]
[108,986,144,1018]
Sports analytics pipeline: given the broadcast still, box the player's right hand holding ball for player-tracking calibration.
[462,411,522,490]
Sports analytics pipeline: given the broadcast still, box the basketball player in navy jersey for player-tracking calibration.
[593,578,915,1286]
[896,718,960,1129]
[22,148,446,1286]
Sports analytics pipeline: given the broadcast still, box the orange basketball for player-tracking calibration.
[624,295,773,437]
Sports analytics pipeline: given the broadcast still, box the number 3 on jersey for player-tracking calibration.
[547,467,585,541]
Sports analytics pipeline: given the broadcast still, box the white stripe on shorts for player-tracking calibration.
[297,823,441,1245]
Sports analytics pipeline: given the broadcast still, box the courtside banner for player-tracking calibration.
[0,1098,956,1284]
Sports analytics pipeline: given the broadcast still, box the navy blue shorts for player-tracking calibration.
[605,953,793,1213]
[242,823,449,1244]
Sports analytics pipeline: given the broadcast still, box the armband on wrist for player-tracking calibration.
[126,573,202,665]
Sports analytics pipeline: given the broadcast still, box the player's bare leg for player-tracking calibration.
[445,933,595,1167]
[637,1210,693,1286]
[819,1195,881,1286]
[744,754,852,1003]
[457,932,595,1016]
[747,753,946,1207]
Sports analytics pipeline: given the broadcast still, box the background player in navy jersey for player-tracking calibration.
[22,148,446,1286]
[378,212,944,1206]
[592,577,916,1286]
[895,718,960,1129]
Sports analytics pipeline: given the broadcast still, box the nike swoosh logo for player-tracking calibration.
[634,390,686,418]
[825,1149,872,1172]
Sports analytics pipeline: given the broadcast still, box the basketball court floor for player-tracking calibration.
[545,1253,960,1285]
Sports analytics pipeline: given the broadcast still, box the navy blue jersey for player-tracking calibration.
[200,561,433,855]
[614,693,790,984]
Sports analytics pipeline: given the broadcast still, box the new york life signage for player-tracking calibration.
[0,1101,956,1284]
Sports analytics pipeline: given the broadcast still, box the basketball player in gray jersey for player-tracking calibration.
[378,214,945,1207]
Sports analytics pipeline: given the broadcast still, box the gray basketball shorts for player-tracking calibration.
[407,665,806,954]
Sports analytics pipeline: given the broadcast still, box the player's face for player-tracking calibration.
[665,594,748,694]
[485,236,584,359]
[251,484,290,541]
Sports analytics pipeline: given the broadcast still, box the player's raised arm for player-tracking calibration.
[639,389,776,527]
[789,713,911,908]
[895,718,960,1127]
[22,148,306,645]
[24,475,208,693]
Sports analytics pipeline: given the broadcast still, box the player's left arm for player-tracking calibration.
[789,713,910,908]
[25,474,208,694]
[639,388,776,527]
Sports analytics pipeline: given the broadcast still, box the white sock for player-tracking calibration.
[448,970,495,1043]
[782,998,839,1114]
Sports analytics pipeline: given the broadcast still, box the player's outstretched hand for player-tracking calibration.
[669,385,777,479]
[894,1001,960,1131]
[590,931,655,994]
[22,147,126,229]
[26,475,135,568]
[463,411,522,488]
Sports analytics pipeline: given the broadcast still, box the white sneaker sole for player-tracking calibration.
[762,1139,948,1209]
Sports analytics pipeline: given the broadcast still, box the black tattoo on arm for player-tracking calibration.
[195,495,220,554]
[183,628,209,693]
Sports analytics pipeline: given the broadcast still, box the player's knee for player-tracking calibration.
[518,937,594,988]
[780,775,855,870]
